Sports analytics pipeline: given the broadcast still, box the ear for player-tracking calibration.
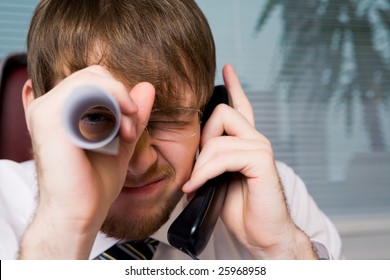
[22,79,35,130]
[22,79,35,108]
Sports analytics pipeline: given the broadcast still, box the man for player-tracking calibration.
[0,0,341,259]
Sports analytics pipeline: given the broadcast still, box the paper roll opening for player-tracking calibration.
[61,85,121,154]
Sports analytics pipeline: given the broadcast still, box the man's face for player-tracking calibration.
[101,87,201,240]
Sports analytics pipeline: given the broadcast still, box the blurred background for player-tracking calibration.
[1,0,389,259]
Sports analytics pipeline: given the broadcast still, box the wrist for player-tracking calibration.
[19,205,101,259]
[251,225,318,260]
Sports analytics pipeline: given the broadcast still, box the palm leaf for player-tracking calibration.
[254,0,282,33]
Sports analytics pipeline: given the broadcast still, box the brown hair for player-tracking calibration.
[27,0,216,109]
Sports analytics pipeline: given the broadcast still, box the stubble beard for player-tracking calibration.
[100,184,184,240]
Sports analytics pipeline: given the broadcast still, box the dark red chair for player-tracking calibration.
[0,52,32,162]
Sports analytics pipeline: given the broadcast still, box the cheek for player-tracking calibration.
[163,137,200,181]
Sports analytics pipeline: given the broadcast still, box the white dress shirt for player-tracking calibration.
[0,159,342,259]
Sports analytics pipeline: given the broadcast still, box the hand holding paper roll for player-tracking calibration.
[61,85,121,155]
[20,68,157,260]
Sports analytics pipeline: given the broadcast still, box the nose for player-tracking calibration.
[127,132,157,176]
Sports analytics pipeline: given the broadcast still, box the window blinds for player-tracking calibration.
[0,1,38,58]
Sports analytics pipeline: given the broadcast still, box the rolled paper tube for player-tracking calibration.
[61,85,121,155]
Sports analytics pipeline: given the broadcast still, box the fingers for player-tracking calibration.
[52,65,155,144]
[200,104,270,148]
[183,64,275,193]
[126,82,155,141]
[183,134,274,193]
[186,107,273,193]
[222,64,255,126]
[70,65,138,116]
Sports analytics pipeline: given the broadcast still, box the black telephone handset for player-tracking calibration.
[167,85,231,259]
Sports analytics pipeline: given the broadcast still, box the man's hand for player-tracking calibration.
[183,64,317,259]
[20,65,155,259]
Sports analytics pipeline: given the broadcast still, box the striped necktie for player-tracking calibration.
[97,237,159,260]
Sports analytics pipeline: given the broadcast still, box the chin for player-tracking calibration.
[101,211,166,240]
[101,190,183,240]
